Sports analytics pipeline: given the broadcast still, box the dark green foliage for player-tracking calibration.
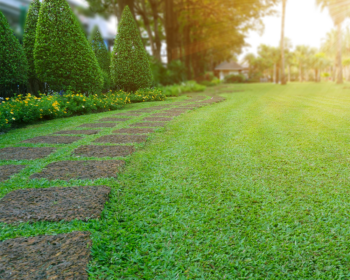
[34,0,103,93]
[89,26,110,73]
[150,58,186,86]
[111,6,152,92]
[224,73,246,83]
[89,25,111,91]
[0,11,28,87]
[23,0,43,95]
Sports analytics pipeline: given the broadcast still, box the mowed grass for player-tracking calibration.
[2,83,350,278]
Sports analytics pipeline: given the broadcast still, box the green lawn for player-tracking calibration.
[2,83,350,279]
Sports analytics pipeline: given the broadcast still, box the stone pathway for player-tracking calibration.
[0,93,225,278]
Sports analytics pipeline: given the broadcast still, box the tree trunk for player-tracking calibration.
[165,0,174,63]
[139,1,156,57]
[288,64,291,82]
[150,0,161,61]
[280,0,287,85]
[336,22,343,84]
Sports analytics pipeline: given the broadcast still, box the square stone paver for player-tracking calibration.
[0,231,91,279]
[94,135,148,144]
[73,145,134,158]
[54,130,100,135]
[151,112,183,117]
[0,165,27,182]
[78,123,117,128]
[115,112,143,116]
[98,117,130,122]
[0,147,56,160]
[30,160,125,181]
[113,128,155,134]
[22,136,82,144]
[130,122,167,128]
[0,186,110,223]
[143,117,173,122]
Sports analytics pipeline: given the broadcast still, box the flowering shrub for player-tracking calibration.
[0,88,165,130]
[129,88,165,102]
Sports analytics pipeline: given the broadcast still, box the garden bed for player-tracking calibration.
[0,186,110,223]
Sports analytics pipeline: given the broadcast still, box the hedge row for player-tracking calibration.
[0,89,165,130]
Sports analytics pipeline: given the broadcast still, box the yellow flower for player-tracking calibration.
[10,111,13,114]
[12,118,15,120]
[5,98,9,100]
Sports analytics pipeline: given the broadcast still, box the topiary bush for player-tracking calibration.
[0,10,28,97]
[34,0,103,94]
[23,0,44,95]
[111,6,152,92]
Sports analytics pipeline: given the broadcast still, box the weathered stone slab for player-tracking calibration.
[0,165,27,182]
[0,147,56,160]
[73,145,134,158]
[94,135,147,144]
[0,186,110,223]
[22,136,82,144]
[0,231,91,280]
[30,160,124,181]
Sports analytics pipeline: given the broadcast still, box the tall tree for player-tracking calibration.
[111,6,152,91]
[34,0,103,93]
[0,11,28,92]
[280,0,287,85]
[316,0,350,84]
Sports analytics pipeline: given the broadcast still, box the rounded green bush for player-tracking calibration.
[111,6,152,92]
[0,11,28,86]
[34,0,103,93]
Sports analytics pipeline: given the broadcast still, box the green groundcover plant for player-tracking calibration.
[0,11,28,86]
[34,0,103,93]
[111,6,153,92]
[0,89,166,130]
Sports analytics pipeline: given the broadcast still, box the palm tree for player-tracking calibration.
[280,0,287,85]
[316,0,350,84]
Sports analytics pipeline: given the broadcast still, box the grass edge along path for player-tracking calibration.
[0,88,224,279]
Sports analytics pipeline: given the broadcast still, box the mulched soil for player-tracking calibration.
[113,128,155,134]
[0,186,110,223]
[151,113,183,117]
[0,231,91,280]
[30,160,125,181]
[78,123,117,128]
[94,135,148,144]
[73,145,134,158]
[54,130,100,135]
[143,117,173,122]
[22,136,82,144]
[132,108,160,112]
[98,117,130,122]
[0,165,27,182]
[114,112,143,116]
[164,109,188,113]
[130,122,167,128]
[0,147,56,161]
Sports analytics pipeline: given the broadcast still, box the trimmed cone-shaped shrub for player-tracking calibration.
[23,0,43,94]
[0,11,28,87]
[89,25,110,73]
[111,6,152,92]
[34,0,103,93]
